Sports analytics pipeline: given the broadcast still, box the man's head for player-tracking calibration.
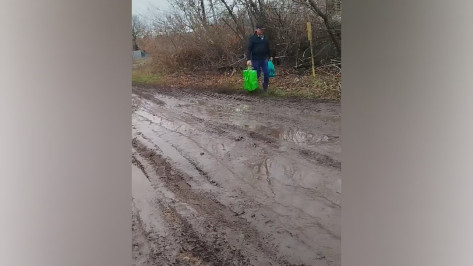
[255,26,263,36]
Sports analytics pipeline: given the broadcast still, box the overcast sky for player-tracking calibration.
[132,0,171,15]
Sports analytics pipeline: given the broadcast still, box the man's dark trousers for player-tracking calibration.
[252,59,269,90]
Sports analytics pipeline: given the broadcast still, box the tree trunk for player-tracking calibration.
[200,0,207,25]
[219,0,245,39]
[209,0,217,24]
[306,0,341,56]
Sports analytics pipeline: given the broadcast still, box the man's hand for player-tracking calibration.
[247,60,252,66]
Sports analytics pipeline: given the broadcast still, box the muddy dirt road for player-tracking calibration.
[132,86,341,266]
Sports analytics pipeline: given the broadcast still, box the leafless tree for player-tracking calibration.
[135,0,341,70]
[132,15,145,50]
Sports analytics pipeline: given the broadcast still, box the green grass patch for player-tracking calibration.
[132,70,161,85]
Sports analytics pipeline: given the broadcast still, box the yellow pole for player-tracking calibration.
[307,22,316,77]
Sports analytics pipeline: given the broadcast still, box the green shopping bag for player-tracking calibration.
[268,60,276,77]
[243,66,258,91]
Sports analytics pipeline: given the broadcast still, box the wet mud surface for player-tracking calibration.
[132,86,341,266]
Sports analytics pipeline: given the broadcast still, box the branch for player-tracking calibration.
[221,18,243,40]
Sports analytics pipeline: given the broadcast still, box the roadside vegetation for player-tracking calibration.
[132,0,341,101]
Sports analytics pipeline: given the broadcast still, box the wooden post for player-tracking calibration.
[307,22,316,77]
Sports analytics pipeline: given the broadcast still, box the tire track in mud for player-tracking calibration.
[173,109,341,172]
[165,204,249,266]
[179,111,277,147]
[132,86,341,266]
[135,121,223,189]
[134,86,340,161]
[132,138,299,266]
[191,113,341,171]
[133,115,233,189]
[298,149,341,170]
[132,204,159,266]
[132,86,166,106]
[134,90,340,205]
[134,149,242,266]
[132,167,179,266]
[132,86,339,114]
[133,125,274,208]
[134,117,286,205]
[168,142,222,188]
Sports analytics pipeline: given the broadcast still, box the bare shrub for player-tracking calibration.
[136,0,341,73]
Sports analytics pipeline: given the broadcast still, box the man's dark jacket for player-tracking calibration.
[247,34,270,61]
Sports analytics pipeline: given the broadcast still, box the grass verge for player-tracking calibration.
[132,59,340,101]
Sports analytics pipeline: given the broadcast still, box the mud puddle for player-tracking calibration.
[132,86,341,266]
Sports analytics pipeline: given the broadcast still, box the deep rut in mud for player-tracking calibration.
[132,86,341,266]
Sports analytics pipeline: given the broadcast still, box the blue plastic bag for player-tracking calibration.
[268,60,276,77]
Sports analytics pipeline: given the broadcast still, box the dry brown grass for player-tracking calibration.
[132,59,340,101]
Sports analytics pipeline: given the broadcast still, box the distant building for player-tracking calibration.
[132,50,146,60]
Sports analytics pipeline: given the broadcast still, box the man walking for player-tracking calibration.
[247,26,271,92]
